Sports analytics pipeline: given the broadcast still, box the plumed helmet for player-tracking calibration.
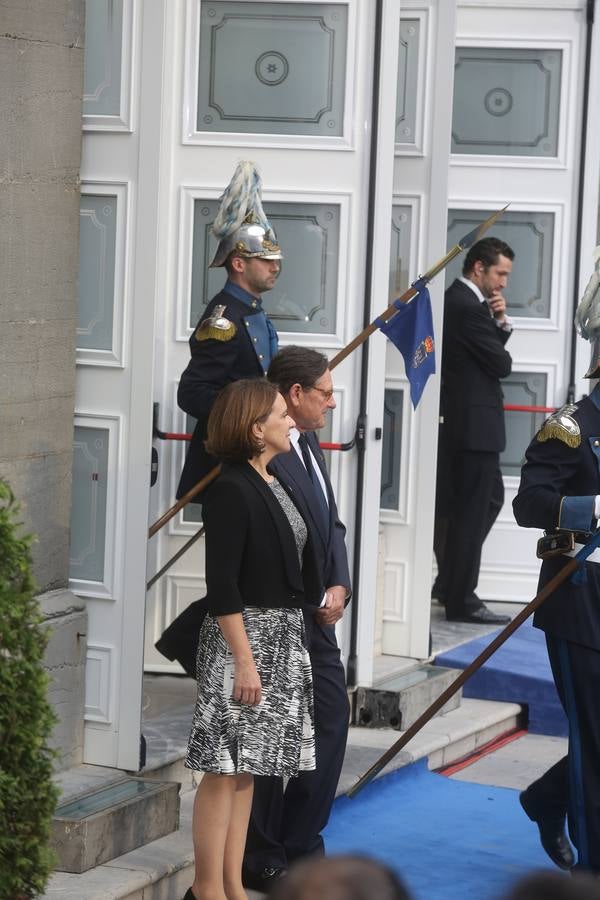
[574,244,600,377]
[210,218,282,268]
[209,161,283,268]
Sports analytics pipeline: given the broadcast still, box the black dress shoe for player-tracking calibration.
[242,866,287,893]
[520,791,575,870]
[447,606,511,625]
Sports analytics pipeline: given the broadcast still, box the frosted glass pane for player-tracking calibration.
[83,0,123,116]
[78,195,117,350]
[500,372,548,478]
[389,204,412,300]
[197,2,347,136]
[452,47,561,157]
[70,426,109,583]
[380,389,403,509]
[191,199,339,335]
[395,19,419,145]
[446,209,554,319]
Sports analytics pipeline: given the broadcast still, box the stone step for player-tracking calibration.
[43,697,521,899]
[354,664,462,730]
[338,697,522,794]
[51,766,180,874]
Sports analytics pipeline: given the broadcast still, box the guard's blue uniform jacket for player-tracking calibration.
[176,281,278,499]
[514,384,600,872]
[513,385,600,651]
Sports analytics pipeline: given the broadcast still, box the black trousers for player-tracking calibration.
[521,755,568,821]
[435,445,503,618]
[243,616,349,872]
[525,635,600,872]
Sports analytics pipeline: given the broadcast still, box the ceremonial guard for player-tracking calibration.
[513,246,600,875]
[177,161,281,498]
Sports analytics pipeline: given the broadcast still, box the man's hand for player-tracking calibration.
[315,585,347,626]
[487,291,507,322]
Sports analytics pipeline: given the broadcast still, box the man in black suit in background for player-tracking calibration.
[433,237,514,624]
[242,345,351,892]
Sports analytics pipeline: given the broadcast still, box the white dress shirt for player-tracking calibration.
[289,427,329,606]
[290,428,329,508]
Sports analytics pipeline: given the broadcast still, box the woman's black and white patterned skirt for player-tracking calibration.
[185,607,315,777]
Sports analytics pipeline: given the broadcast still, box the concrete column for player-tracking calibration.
[41,590,87,770]
[0,2,86,769]
[0,0,85,590]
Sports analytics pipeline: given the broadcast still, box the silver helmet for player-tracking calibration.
[574,244,600,377]
[209,218,282,268]
[585,337,600,380]
[208,161,283,268]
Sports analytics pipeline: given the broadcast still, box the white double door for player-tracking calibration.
[375,0,600,655]
[80,0,503,769]
[449,1,594,605]
[143,0,386,685]
[80,0,400,767]
[78,2,598,769]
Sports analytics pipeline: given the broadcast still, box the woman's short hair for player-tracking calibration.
[205,378,278,463]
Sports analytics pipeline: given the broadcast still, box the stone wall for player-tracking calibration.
[0,0,84,591]
[0,1,87,769]
[41,590,87,770]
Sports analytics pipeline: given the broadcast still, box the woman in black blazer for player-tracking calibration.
[183,379,318,900]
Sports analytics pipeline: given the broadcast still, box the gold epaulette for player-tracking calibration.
[536,403,581,448]
[194,305,236,342]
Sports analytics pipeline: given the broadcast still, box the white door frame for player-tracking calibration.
[357,0,457,677]
[77,0,167,770]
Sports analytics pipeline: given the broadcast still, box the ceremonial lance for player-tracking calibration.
[347,531,600,800]
[148,205,509,538]
[329,204,509,371]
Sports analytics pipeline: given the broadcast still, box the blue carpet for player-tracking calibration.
[324,760,555,900]
[435,619,567,736]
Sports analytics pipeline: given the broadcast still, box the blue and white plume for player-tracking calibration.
[209,161,282,268]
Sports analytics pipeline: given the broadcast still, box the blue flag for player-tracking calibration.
[376,281,436,408]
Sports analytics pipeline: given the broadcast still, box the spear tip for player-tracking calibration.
[457,203,510,251]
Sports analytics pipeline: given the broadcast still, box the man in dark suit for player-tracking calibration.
[176,220,281,499]
[433,237,514,624]
[242,345,351,891]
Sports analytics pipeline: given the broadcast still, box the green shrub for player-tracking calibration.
[0,479,58,899]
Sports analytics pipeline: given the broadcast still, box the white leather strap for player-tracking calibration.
[566,542,600,564]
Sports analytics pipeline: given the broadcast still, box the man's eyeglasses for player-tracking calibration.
[310,386,335,401]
